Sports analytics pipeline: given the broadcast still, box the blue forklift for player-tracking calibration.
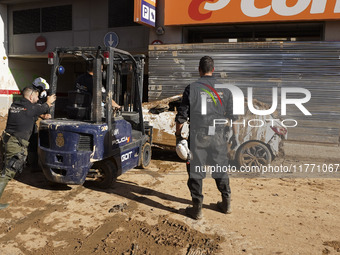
[38,47,152,188]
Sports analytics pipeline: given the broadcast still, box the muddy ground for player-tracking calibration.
[0,116,340,255]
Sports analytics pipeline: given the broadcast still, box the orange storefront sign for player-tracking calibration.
[165,0,340,25]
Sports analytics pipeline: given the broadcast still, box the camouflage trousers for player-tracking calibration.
[0,132,29,182]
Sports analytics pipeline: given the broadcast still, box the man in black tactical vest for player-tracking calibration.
[0,86,56,210]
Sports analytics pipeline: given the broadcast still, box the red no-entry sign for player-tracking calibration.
[35,36,47,52]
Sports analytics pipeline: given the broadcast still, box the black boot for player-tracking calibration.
[217,197,231,214]
[0,178,9,210]
[185,202,202,220]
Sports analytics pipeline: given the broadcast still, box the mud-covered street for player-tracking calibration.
[0,149,339,254]
[1,116,340,255]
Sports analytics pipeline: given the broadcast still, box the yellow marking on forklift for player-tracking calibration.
[56,133,65,147]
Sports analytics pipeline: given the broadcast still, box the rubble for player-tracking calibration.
[143,96,285,165]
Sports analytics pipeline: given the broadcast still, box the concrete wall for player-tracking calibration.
[8,0,150,55]
[149,0,182,44]
[324,21,340,41]
[8,58,52,89]
[0,3,17,116]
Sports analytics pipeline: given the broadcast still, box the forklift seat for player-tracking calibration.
[66,90,92,120]
[121,111,139,123]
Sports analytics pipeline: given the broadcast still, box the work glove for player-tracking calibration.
[176,139,191,161]
[228,134,239,150]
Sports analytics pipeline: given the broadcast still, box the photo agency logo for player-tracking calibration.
[200,84,312,128]
[200,83,223,110]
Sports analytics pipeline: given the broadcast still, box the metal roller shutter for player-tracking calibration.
[148,42,340,144]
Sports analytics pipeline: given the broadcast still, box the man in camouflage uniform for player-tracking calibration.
[0,86,56,210]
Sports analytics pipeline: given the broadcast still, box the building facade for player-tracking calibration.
[1,0,340,115]
[0,0,151,115]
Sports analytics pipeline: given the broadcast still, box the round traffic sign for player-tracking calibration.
[151,40,163,45]
[104,32,119,48]
[35,36,47,52]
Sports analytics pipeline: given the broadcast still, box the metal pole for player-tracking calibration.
[49,51,58,118]
[93,56,102,123]
[106,47,114,155]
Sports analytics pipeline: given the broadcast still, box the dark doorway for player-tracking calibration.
[185,22,324,43]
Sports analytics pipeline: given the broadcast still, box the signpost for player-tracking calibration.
[104,32,119,48]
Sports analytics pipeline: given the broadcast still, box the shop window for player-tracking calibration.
[13,5,72,34]
[13,8,40,34]
[108,0,138,27]
[42,5,72,32]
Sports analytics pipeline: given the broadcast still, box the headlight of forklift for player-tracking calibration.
[103,51,110,65]
[48,52,54,65]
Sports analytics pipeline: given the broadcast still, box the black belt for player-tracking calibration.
[2,131,11,144]
[2,131,28,146]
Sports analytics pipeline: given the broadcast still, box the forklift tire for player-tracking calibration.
[140,142,152,169]
[88,160,117,189]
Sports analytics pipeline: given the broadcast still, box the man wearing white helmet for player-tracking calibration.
[32,77,50,101]
[27,77,52,170]
[0,86,56,209]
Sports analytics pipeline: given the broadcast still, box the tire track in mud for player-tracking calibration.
[74,212,224,255]
[0,186,86,247]
[182,219,265,255]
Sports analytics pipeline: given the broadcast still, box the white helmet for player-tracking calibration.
[176,139,191,161]
[32,77,49,98]
[32,77,50,90]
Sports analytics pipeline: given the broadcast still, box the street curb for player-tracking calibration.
[283,141,340,162]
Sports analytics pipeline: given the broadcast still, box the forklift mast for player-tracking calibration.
[48,46,145,134]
